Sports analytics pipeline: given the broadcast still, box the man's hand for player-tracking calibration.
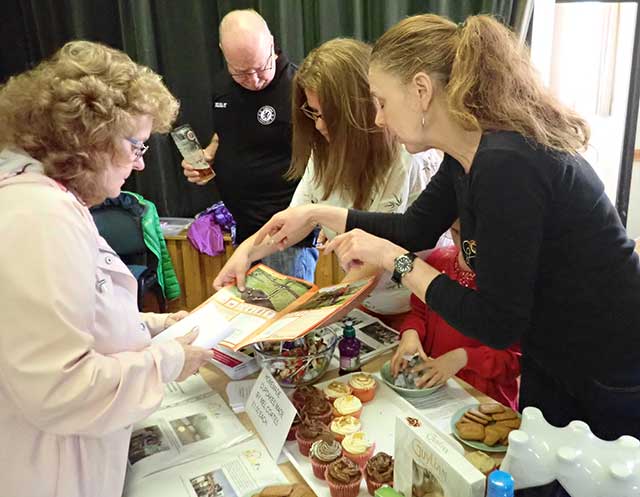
[181,133,218,186]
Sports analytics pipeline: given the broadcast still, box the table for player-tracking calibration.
[199,350,501,493]
[162,230,344,312]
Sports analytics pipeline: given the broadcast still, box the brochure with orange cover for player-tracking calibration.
[194,264,375,351]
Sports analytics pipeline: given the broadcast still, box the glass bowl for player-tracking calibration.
[252,330,338,388]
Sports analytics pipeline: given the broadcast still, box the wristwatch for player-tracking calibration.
[391,252,417,286]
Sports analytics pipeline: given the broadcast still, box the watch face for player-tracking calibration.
[396,255,413,274]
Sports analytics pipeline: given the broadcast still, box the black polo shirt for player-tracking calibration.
[210,51,301,244]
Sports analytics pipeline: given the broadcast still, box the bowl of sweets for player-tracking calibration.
[253,330,338,388]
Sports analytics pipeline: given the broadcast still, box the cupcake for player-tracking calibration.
[295,417,330,456]
[287,414,302,441]
[348,373,377,403]
[333,395,362,418]
[330,415,362,442]
[301,396,333,425]
[324,381,353,402]
[325,457,362,497]
[341,431,375,468]
[364,452,394,495]
[292,384,324,411]
[310,434,343,480]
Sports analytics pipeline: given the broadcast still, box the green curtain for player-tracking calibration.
[1,0,525,217]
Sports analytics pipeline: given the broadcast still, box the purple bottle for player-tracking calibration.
[338,320,361,376]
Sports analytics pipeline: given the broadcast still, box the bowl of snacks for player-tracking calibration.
[253,330,338,388]
[379,357,444,398]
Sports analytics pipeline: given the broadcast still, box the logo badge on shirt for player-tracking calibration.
[214,101,228,108]
[257,105,276,125]
[462,239,477,268]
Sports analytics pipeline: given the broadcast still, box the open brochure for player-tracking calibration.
[155,264,375,352]
[125,375,251,484]
[124,437,288,497]
[316,308,400,364]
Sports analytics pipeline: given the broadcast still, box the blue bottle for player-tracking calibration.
[486,470,514,497]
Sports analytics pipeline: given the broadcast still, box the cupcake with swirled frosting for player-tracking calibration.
[325,457,362,497]
[295,417,330,457]
[364,452,394,495]
[300,396,333,425]
[310,435,342,480]
[330,415,362,442]
[341,431,375,468]
[348,373,377,403]
[323,381,353,402]
[333,394,362,418]
[292,384,324,411]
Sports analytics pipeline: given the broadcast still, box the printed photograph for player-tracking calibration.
[190,469,236,497]
[360,321,400,345]
[170,413,214,446]
[128,425,171,465]
[227,266,312,312]
[412,461,444,497]
[296,280,369,311]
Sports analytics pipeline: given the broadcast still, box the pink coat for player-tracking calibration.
[0,150,185,497]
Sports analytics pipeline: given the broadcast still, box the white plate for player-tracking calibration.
[282,372,463,497]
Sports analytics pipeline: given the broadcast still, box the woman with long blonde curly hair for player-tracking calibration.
[0,41,212,497]
[255,14,640,458]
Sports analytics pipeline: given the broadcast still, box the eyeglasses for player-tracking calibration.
[227,45,275,79]
[300,101,323,122]
[125,137,149,161]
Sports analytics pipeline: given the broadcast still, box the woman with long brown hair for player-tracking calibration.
[255,13,640,467]
[215,38,441,321]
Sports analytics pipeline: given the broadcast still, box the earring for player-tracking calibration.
[421,115,425,127]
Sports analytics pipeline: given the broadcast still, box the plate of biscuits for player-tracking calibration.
[450,403,521,453]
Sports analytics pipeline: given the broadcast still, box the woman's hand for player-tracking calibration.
[391,329,428,376]
[323,229,405,273]
[164,311,189,329]
[213,244,252,290]
[254,205,318,250]
[412,348,468,388]
[174,329,214,382]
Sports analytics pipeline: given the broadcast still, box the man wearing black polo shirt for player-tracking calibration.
[182,9,317,280]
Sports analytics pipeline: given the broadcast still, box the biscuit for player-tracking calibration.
[468,408,493,422]
[479,403,505,415]
[465,451,497,475]
[457,421,485,441]
[496,418,521,429]
[463,412,490,425]
[490,423,512,440]
[259,485,294,497]
[492,409,518,421]
[483,425,502,447]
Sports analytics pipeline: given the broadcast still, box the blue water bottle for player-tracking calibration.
[486,470,514,497]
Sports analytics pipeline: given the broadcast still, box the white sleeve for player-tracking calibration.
[289,157,317,207]
[0,197,183,437]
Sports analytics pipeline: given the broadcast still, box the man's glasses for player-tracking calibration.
[300,101,323,122]
[125,137,149,161]
[227,45,275,79]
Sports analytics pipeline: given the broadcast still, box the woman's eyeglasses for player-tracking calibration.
[300,101,323,122]
[125,137,149,161]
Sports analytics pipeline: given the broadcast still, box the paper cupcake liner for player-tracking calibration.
[351,385,376,403]
[287,424,298,441]
[325,468,362,497]
[343,443,375,469]
[331,431,346,442]
[295,431,316,457]
[311,457,333,480]
[365,475,390,496]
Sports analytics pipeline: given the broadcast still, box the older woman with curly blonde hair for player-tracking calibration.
[0,41,212,497]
